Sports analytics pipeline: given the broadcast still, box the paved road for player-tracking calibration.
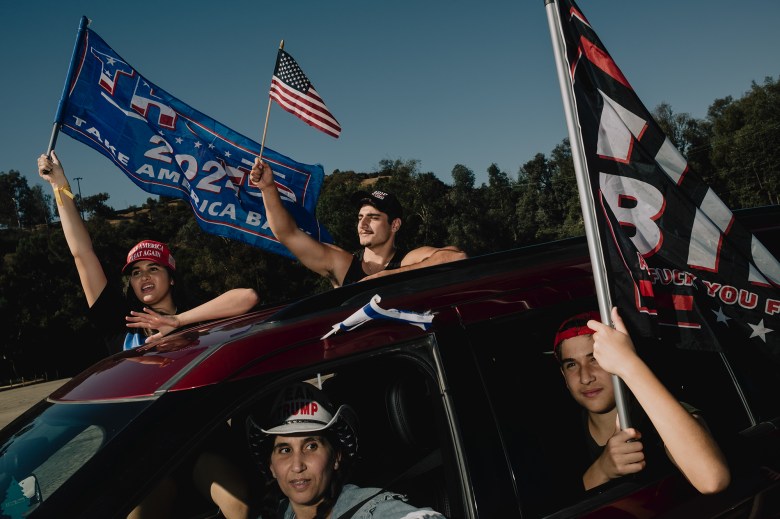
[0,379,71,429]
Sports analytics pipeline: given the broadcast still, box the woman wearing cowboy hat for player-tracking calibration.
[246,382,446,519]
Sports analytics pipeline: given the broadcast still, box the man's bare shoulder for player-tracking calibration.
[401,245,467,266]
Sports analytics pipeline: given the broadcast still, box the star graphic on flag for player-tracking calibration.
[748,319,773,342]
[712,307,731,326]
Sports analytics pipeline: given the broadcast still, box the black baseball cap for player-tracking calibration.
[351,190,403,222]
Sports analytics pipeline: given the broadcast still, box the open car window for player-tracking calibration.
[229,339,459,519]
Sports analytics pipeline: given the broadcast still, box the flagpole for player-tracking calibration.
[259,40,284,161]
[545,0,631,428]
[47,15,90,155]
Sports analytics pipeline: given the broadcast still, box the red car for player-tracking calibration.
[1,206,778,518]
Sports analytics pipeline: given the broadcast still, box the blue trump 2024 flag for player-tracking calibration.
[55,24,332,259]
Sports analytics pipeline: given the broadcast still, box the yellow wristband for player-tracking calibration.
[55,184,75,206]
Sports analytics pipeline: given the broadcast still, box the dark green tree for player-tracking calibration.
[446,164,486,255]
[651,103,715,189]
[547,139,583,239]
[0,226,106,379]
[403,171,453,250]
[515,153,553,243]
[708,76,780,208]
[0,170,53,229]
[79,192,116,219]
[318,170,364,250]
[0,170,26,229]
[481,163,520,252]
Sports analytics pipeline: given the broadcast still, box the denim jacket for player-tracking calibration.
[275,484,446,519]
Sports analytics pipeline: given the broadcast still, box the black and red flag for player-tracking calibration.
[546,0,779,368]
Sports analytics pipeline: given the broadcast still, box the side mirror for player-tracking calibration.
[1,474,41,514]
[19,474,42,505]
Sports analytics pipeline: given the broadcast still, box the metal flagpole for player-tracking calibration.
[544,0,631,428]
[47,15,91,155]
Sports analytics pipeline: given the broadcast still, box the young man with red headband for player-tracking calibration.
[553,307,730,493]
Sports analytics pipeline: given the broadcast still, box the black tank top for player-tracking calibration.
[341,248,408,286]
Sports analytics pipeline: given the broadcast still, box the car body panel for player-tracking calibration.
[2,205,779,518]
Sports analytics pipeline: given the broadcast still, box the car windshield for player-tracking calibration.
[0,398,153,516]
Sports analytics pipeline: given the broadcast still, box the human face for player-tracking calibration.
[559,334,616,414]
[270,435,338,516]
[128,260,172,306]
[356,204,394,247]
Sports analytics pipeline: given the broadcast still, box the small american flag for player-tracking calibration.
[270,49,342,138]
[321,294,434,339]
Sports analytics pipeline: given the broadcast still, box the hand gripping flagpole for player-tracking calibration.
[259,39,284,161]
[544,0,631,429]
[47,15,91,155]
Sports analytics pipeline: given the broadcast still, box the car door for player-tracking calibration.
[454,293,780,518]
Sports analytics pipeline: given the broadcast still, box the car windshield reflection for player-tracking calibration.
[0,399,151,516]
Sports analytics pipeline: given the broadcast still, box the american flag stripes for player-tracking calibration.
[270,49,342,138]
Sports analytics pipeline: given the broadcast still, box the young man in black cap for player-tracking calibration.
[250,159,466,288]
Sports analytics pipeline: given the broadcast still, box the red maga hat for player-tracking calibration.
[122,240,176,273]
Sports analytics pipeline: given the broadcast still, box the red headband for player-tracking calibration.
[552,311,601,356]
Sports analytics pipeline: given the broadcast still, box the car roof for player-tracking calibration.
[49,204,780,404]
[49,234,591,403]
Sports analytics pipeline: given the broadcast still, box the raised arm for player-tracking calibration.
[126,288,260,341]
[38,151,107,307]
[588,308,731,494]
[249,158,352,286]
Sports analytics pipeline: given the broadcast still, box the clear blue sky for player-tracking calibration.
[2,1,778,209]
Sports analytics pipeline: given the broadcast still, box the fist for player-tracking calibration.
[249,158,272,188]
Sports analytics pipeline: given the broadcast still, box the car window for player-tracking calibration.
[665,344,779,430]
[465,307,590,516]
[642,345,754,437]
[0,399,151,517]
[464,300,766,517]
[32,425,103,499]
[232,341,459,518]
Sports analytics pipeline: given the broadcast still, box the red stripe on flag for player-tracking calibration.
[672,294,694,311]
[639,279,654,296]
[270,81,341,138]
[578,36,631,89]
[655,293,694,311]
